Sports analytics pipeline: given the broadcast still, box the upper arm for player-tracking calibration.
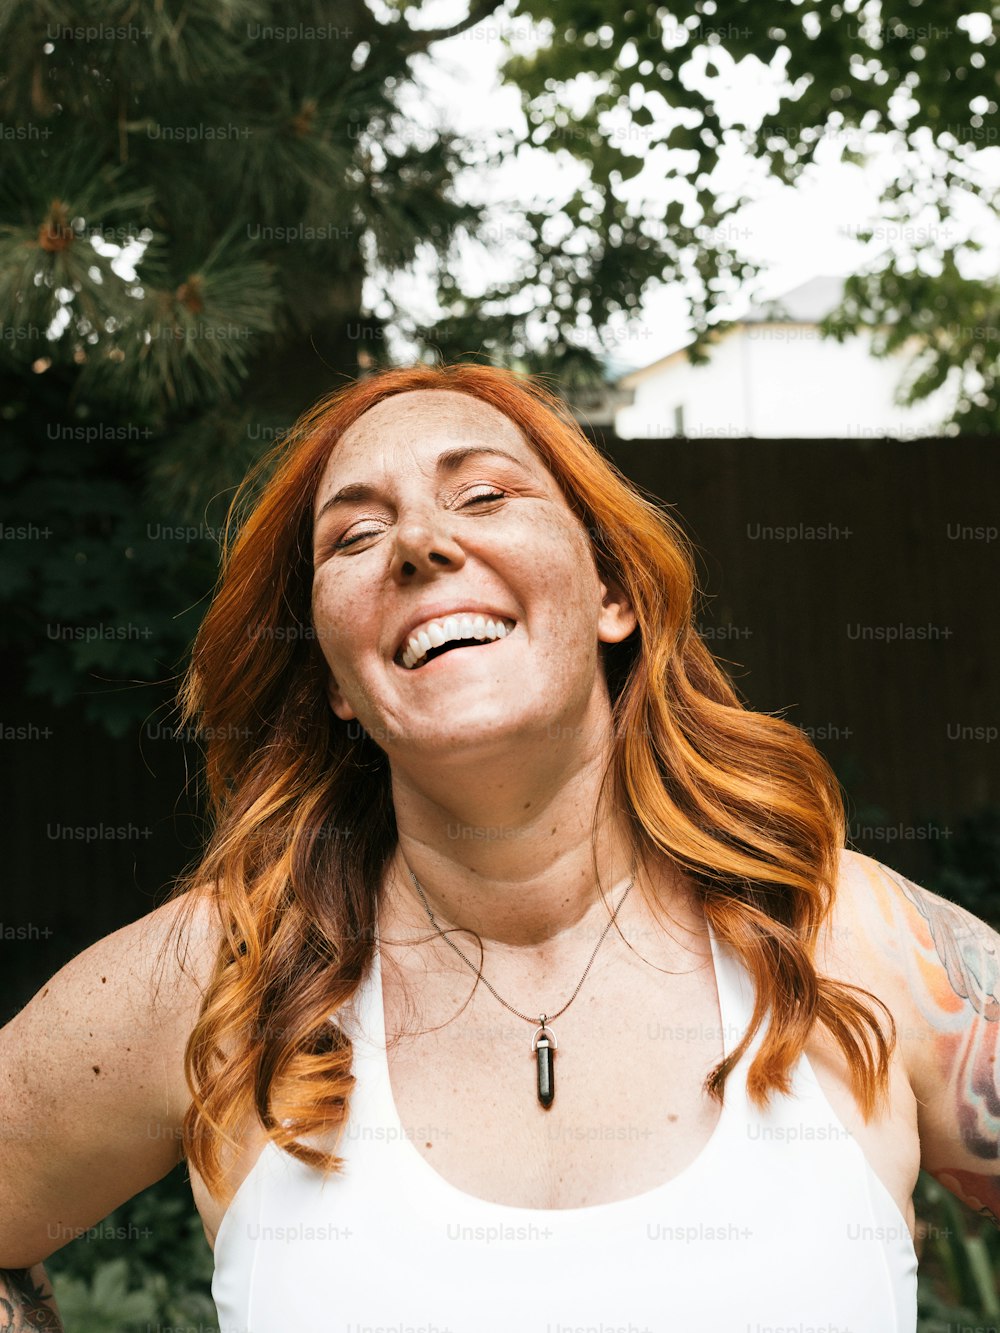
[843,849,1000,1227]
[0,890,223,1267]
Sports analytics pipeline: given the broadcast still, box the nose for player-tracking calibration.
[389,511,466,581]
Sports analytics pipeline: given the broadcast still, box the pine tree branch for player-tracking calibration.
[338,0,378,44]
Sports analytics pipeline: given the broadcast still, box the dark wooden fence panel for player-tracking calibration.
[592,431,998,857]
[3,677,203,1017]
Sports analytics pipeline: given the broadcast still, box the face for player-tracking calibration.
[310,390,636,759]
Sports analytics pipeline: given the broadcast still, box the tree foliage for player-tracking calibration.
[497,0,1000,428]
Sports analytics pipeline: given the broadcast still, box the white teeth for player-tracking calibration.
[399,614,515,670]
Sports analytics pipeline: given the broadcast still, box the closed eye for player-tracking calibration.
[330,489,507,550]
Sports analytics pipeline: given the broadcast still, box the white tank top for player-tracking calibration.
[210,918,918,1332]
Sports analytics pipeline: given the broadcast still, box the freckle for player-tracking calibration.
[42,987,49,997]
[92,1066,101,1075]
[551,827,557,835]
[667,1113,678,1123]
[425,1141,433,1149]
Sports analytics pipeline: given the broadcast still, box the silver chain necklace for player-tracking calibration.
[406,862,636,1110]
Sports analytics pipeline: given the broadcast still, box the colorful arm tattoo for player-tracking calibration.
[871,861,1000,1229]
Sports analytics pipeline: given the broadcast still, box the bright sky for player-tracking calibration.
[375,2,1000,370]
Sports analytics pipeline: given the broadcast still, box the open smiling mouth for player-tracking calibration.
[394,618,517,671]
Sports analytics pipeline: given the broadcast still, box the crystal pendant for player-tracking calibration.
[531,1018,557,1109]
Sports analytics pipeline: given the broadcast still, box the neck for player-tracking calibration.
[379,734,690,973]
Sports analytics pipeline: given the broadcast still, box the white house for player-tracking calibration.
[612,275,959,440]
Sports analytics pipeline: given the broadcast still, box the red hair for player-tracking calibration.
[161,363,894,1201]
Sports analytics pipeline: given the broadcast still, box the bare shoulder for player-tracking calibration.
[10,886,226,1133]
[141,888,225,1016]
[820,848,919,978]
[806,847,930,1072]
[798,849,925,1236]
[808,848,890,980]
[0,887,226,1266]
[829,846,977,981]
[834,850,1000,1226]
[824,847,998,1069]
[136,888,229,1118]
[65,889,224,1095]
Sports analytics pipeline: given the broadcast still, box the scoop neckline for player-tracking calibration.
[366,915,743,1218]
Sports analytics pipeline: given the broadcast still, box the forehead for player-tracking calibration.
[315,389,539,492]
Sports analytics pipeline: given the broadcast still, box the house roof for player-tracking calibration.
[619,273,847,387]
[743,274,845,324]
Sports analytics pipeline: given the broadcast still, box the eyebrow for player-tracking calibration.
[314,445,532,526]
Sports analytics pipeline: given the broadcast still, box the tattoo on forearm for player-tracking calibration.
[0,1264,64,1330]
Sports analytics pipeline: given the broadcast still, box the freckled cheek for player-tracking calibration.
[310,585,370,674]
[511,520,601,649]
[509,509,594,573]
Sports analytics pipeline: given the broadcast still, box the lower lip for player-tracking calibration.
[395,631,514,673]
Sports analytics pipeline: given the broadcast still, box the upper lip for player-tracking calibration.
[392,604,517,661]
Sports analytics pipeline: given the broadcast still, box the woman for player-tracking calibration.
[2,363,997,1331]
